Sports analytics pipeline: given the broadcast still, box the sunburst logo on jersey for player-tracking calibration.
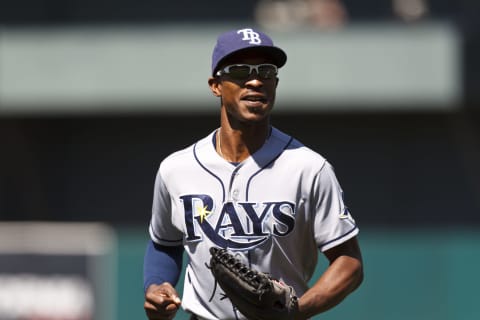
[339,207,354,223]
[197,205,213,223]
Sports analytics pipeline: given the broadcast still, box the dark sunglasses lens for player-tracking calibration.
[258,65,277,79]
[228,65,251,79]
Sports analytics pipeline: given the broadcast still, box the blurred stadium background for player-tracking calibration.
[1,0,479,319]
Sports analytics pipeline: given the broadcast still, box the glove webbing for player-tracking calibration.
[207,247,272,302]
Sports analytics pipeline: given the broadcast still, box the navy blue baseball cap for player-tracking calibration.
[211,28,287,75]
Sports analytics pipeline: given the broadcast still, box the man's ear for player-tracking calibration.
[208,77,222,97]
[275,77,279,88]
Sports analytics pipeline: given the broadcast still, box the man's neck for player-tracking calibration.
[216,125,270,163]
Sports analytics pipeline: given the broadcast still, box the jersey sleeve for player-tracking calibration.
[149,164,184,246]
[313,162,359,252]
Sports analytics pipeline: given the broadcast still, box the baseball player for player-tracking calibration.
[143,27,363,320]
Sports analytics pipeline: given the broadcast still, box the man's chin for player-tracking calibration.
[245,102,273,116]
[245,105,270,117]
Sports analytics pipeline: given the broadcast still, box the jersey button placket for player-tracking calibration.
[228,168,242,202]
[232,188,240,201]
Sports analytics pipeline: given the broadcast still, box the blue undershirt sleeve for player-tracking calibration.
[143,240,184,292]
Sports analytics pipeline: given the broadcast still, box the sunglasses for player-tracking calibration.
[215,63,278,80]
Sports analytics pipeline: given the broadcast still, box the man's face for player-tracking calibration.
[209,52,279,125]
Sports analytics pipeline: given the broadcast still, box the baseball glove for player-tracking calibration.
[208,247,299,320]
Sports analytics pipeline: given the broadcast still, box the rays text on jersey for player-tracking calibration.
[180,194,296,250]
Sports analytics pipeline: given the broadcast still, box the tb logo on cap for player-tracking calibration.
[237,28,262,45]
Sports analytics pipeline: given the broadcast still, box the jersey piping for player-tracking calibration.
[245,135,294,202]
[318,225,358,251]
[149,224,183,245]
[193,140,227,202]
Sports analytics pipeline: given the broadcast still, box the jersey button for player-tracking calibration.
[232,189,240,200]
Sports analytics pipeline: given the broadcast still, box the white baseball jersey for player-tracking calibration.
[149,126,358,320]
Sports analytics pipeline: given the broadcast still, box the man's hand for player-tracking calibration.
[144,282,182,320]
